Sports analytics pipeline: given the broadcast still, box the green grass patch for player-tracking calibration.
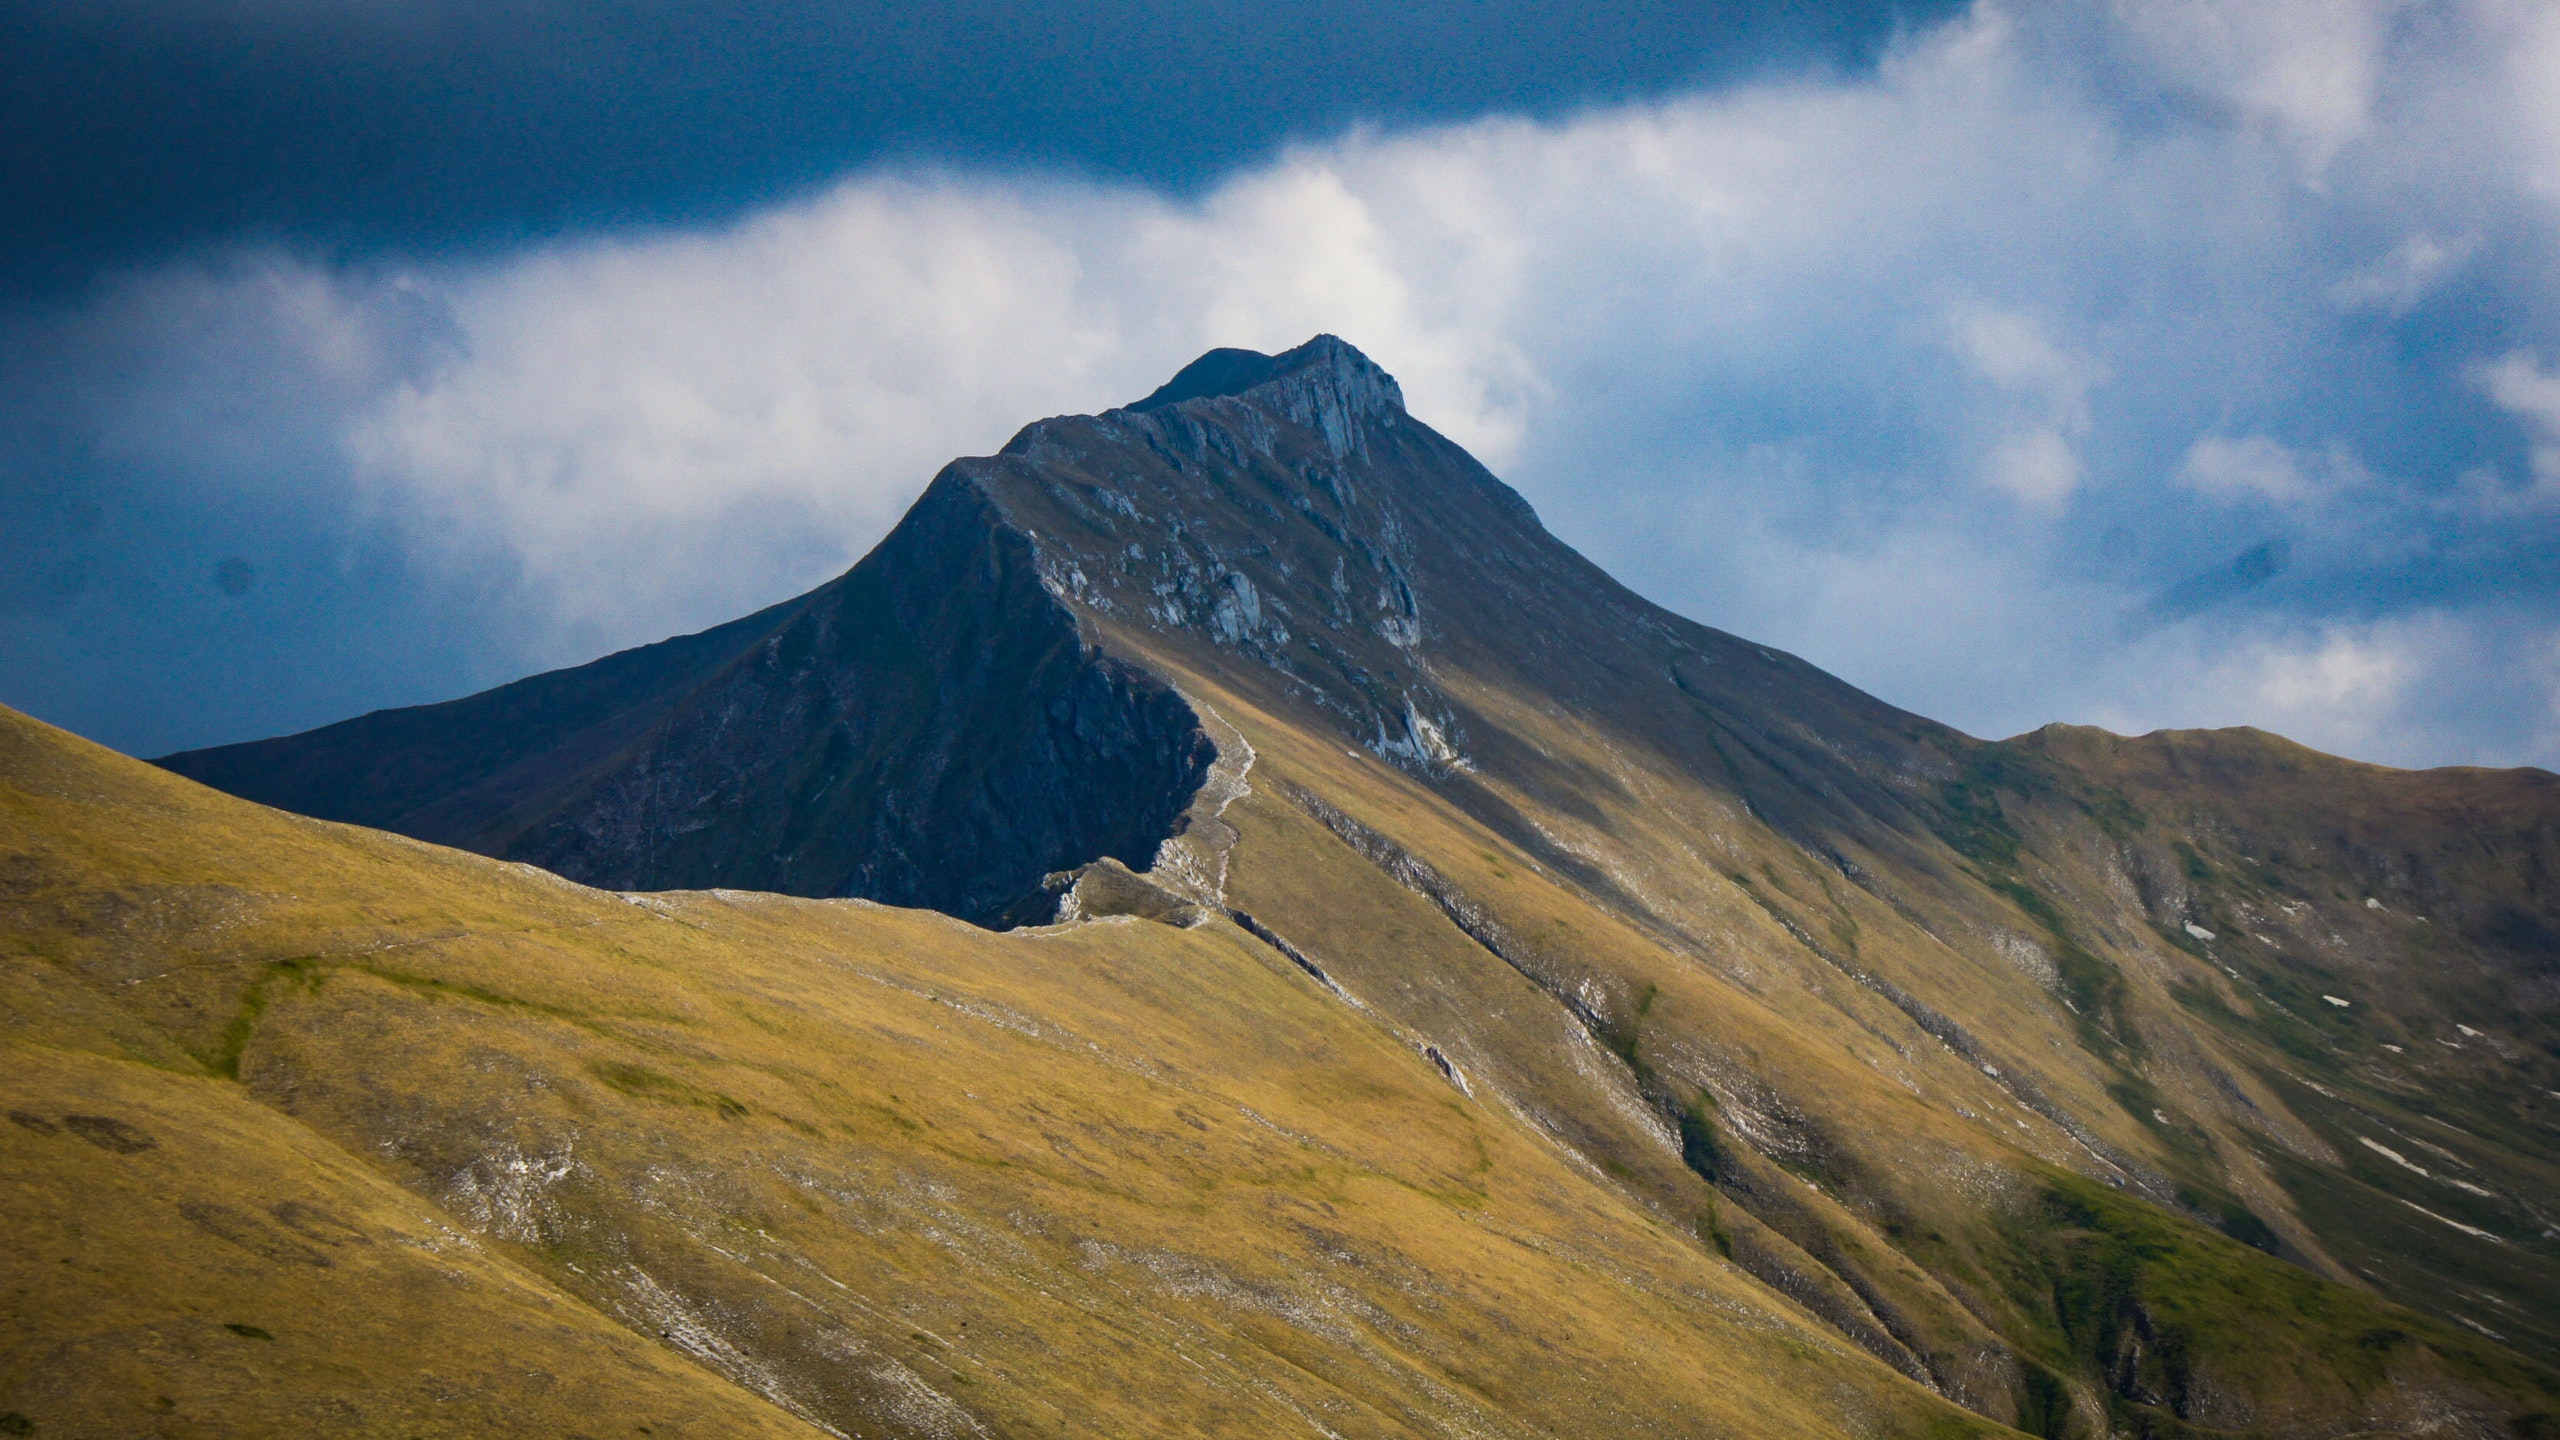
[1978,1168,2558,1436]
[585,1059,749,1119]
[1937,751,2036,869]
[209,956,321,1079]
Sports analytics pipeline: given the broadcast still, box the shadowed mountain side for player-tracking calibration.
[155,592,812,842]
[497,473,1214,921]
[2000,722,2560,979]
[1966,722,2560,1356]
[166,473,1215,924]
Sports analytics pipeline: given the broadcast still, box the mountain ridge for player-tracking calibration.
[124,335,2560,1437]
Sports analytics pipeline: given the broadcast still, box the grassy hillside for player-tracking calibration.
[1,703,2004,1439]
[1097,642,2560,1440]
[82,339,2560,1437]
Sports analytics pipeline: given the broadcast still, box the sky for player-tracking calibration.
[5,0,2560,772]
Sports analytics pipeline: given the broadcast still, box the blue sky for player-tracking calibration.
[6,0,2560,770]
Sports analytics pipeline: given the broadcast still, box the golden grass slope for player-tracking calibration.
[0,702,1999,1440]
[1103,631,2560,1440]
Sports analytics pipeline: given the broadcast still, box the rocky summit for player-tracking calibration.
[6,336,2554,1439]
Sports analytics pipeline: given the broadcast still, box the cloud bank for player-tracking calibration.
[7,0,2560,770]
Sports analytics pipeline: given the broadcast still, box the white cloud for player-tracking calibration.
[2180,435,2311,502]
[1951,309,2107,506]
[2467,0,2560,200]
[20,0,2560,767]
[1987,428,2085,506]
[2475,349,2560,498]
[1955,309,2105,426]
[2245,626,2417,719]
[2176,435,2369,505]
[2096,612,2560,769]
[2108,0,2402,173]
[342,180,1147,654]
[2331,232,2477,313]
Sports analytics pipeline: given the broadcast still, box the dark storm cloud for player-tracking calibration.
[0,0,1961,287]
[0,256,513,752]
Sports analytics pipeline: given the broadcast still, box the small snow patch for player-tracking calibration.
[2322,994,2350,1008]
[2360,1136,2427,1175]
[2365,897,2384,910]
[2456,1023,2481,1038]
[2397,1197,2501,1243]
[2183,922,2216,942]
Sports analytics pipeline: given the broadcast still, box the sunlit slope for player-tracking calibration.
[0,703,1997,1440]
[906,338,2560,1437]
[1990,725,2560,1358]
[1,1037,829,1440]
[1103,648,2560,1440]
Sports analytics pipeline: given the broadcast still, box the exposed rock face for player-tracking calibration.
[971,331,1977,906]
[989,332,1489,774]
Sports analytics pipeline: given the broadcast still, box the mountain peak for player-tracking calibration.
[1125,334,1404,439]
[137,333,2560,1438]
